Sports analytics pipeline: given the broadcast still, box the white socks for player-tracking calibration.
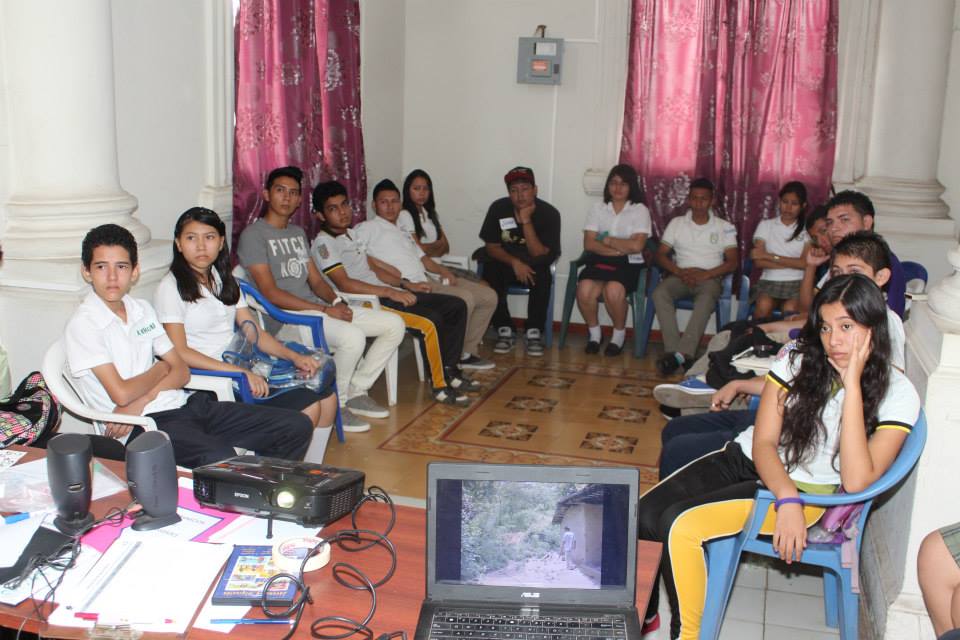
[303,426,333,463]
[611,328,626,347]
[588,325,602,342]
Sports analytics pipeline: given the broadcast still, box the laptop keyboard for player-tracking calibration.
[429,609,628,639]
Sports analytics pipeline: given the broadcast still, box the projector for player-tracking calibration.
[192,456,365,526]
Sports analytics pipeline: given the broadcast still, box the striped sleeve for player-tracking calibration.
[310,233,343,275]
[765,340,800,391]
[874,371,921,434]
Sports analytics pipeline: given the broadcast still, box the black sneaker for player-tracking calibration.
[448,374,483,392]
[433,387,470,405]
[458,354,495,371]
[657,353,681,375]
[659,403,681,420]
[493,327,515,354]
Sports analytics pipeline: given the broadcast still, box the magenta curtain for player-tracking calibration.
[232,0,366,247]
[620,0,838,256]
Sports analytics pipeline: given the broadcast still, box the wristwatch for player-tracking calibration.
[773,255,781,262]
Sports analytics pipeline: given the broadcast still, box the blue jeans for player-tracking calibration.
[658,409,756,479]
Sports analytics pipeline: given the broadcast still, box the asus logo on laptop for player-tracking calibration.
[520,592,540,598]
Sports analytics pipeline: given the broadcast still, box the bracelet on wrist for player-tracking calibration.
[774,496,805,511]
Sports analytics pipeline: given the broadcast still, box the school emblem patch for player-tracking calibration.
[318,244,330,259]
[710,232,719,244]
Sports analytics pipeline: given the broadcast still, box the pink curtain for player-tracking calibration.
[620,0,838,257]
[232,0,366,247]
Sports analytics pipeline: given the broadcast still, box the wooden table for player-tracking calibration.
[0,447,662,638]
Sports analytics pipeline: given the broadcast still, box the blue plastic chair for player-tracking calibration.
[699,410,927,640]
[190,278,344,443]
[476,260,557,347]
[557,252,649,358]
[901,261,928,291]
[636,266,750,357]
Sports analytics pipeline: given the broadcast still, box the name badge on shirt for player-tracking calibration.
[499,217,518,231]
[134,319,164,341]
[627,253,645,264]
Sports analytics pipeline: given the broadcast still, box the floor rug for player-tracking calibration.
[378,360,666,488]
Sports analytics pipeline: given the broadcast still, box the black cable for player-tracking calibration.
[257,486,406,640]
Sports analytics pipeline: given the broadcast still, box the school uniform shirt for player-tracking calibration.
[398,208,439,244]
[660,210,738,270]
[732,341,920,487]
[353,216,429,282]
[153,271,249,360]
[583,201,652,263]
[752,217,808,281]
[64,292,189,415]
[311,229,389,288]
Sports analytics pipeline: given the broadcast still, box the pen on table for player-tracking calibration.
[210,618,293,625]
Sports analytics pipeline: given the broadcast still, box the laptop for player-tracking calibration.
[414,462,643,639]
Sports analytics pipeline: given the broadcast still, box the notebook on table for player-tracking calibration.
[414,462,643,640]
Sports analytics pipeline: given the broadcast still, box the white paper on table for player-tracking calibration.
[206,515,323,546]
[0,514,48,568]
[47,538,231,633]
[0,544,102,606]
[0,458,126,513]
[0,450,26,471]
[190,591,252,634]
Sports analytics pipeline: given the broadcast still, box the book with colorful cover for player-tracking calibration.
[212,544,296,606]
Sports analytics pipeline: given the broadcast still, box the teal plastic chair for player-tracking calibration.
[699,410,927,640]
[189,279,345,443]
[557,252,649,358]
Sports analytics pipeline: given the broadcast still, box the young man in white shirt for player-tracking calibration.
[63,224,312,468]
[652,178,739,375]
[310,180,472,404]
[237,166,406,432]
[356,179,496,372]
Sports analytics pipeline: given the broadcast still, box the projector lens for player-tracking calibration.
[276,489,296,509]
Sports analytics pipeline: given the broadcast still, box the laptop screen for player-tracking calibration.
[426,464,639,608]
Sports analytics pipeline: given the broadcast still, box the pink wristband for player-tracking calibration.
[774,496,805,511]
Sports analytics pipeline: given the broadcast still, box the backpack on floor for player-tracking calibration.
[0,372,61,447]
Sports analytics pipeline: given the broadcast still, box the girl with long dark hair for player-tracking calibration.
[749,181,811,319]
[154,207,338,462]
[399,169,449,258]
[575,164,650,355]
[636,274,920,639]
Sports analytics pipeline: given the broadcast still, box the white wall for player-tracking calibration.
[939,2,960,222]
[360,0,406,207]
[112,0,208,241]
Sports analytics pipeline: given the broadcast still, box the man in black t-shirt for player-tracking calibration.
[477,167,561,356]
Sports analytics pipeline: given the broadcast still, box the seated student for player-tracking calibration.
[749,181,810,319]
[653,178,739,375]
[360,178,496,373]
[237,166,405,432]
[64,224,312,468]
[575,164,651,356]
[919,523,960,638]
[477,167,561,357]
[398,169,449,259]
[154,207,338,463]
[638,274,920,639]
[310,180,471,405]
[656,230,907,480]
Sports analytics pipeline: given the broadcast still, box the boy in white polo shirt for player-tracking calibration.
[63,224,312,468]
[653,178,739,375]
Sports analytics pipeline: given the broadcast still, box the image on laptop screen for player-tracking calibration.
[434,479,630,591]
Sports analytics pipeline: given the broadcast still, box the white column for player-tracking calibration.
[197,0,235,235]
[852,0,957,248]
[1,0,151,267]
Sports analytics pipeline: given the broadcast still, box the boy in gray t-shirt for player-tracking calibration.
[236,166,405,432]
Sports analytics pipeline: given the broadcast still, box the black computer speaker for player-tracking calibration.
[46,433,95,536]
[125,431,182,531]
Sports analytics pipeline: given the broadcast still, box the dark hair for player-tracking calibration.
[831,231,892,279]
[170,208,240,305]
[779,274,891,473]
[778,181,808,242]
[82,224,138,268]
[825,190,875,220]
[372,178,400,200]
[603,164,645,205]
[805,205,828,232]
[312,180,349,213]
[401,169,443,240]
[689,177,715,193]
[265,166,303,190]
